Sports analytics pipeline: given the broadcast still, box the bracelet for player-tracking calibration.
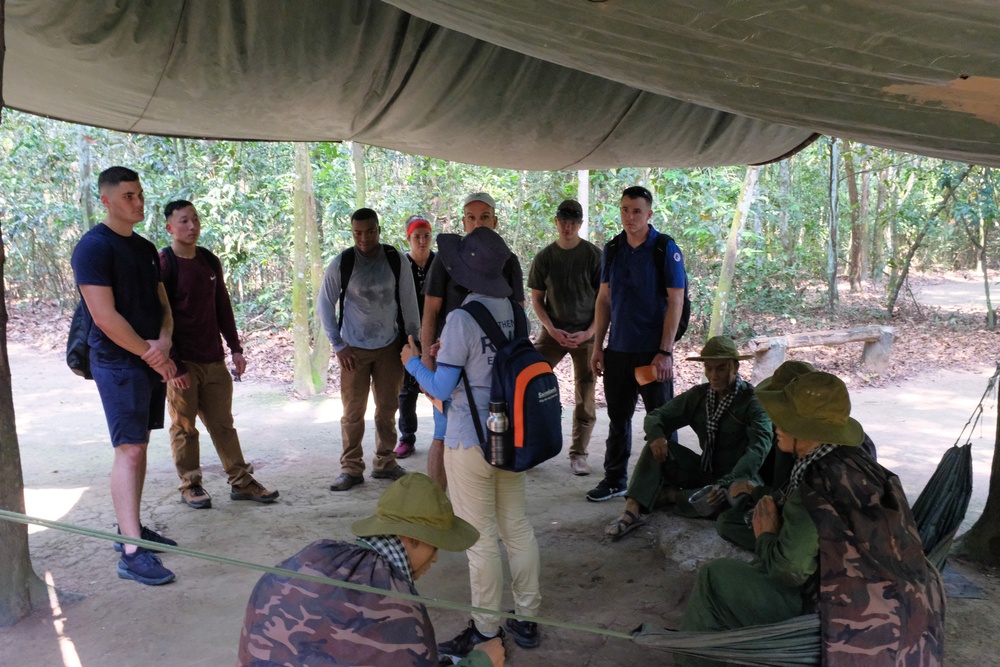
[658,348,672,357]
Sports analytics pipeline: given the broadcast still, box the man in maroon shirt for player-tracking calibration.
[160,200,278,509]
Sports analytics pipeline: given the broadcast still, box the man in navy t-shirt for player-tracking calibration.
[71,166,179,586]
[587,185,687,502]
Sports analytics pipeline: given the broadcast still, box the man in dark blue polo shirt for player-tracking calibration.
[587,186,687,502]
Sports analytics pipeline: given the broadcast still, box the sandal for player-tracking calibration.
[605,509,647,541]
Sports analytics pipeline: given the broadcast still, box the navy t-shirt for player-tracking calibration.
[71,224,163,365]
[600,225,686,353]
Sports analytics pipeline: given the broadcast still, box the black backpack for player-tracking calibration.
[459,300,563,472]
[66,298,94,379]
[604,231,690,341]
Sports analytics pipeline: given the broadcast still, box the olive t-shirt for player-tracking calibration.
[527,240,601,332]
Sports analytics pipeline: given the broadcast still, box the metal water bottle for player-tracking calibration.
[486,401,511,467]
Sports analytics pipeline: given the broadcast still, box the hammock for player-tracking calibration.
[631,363,998,663]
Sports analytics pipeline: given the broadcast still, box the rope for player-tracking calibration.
[0,508,632,641]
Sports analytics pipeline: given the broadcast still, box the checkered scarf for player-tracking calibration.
[357,535,413,584]
[775,443,839,507]
[701,377,749,472]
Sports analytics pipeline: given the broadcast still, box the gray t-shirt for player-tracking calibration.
[436,294,515,450]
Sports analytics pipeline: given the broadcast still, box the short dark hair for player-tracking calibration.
[622,185,653,205]
[164,199,194,220]
[351,208,379,225]
[98,166,140,191]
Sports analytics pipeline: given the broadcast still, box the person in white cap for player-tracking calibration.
[419,192,524,491]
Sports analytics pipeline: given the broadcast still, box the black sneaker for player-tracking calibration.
[585,480,627,502]
[504,612,540,649]
[117,547,175,585]
[113,525,179,553]
[437,620,503,662]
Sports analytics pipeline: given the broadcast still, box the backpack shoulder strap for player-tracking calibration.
[511,298,528,338]
[653,232,670,286]
[162,246,179,302]
[199,247,224,278]
[337,248,356,329]
[461,300,510,350]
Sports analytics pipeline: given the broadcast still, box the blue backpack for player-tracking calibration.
[459,300,563,472]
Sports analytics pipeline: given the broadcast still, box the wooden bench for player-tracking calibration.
[748,326,896,385]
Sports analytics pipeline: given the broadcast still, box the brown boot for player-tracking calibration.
[230,479,279,503]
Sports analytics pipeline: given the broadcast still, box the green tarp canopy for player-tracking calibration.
[3,1,1000,169]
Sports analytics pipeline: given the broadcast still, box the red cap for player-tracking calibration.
[406,217,432,237]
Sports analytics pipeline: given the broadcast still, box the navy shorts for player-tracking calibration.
[91,359,166,447]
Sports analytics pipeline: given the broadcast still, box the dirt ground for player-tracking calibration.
[3,273,1000,666]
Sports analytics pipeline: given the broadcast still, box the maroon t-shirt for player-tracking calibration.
[159,248,242,369]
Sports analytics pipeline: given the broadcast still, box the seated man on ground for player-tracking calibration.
[678,371,944,667]
[605,336,772,540]
[715,360,880,551]
[238,473,504,667]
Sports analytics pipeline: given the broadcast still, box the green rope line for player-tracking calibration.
[0,509,632,641]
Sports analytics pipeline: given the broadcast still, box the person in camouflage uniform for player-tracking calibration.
[237,473,505,666]
[680,371,944,667]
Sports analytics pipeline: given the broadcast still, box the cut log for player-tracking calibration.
[749,326,895,384]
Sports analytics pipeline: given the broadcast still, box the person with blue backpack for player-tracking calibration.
[401,226,543,662]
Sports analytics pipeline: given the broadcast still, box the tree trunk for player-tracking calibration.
[870,167,888,282]
[859,149,872,281]
[827,138,840,310]
[291,143,328,395]
[886,165,974,316]
[578,169,590,240]
[305,147,332,386]
[76,128,95,235]
[351,142,367,209]
[0,221,48,626]
[709,166,759,336]
[843,141,863,291]
[778,160,794,266]
[953,364,1000,566]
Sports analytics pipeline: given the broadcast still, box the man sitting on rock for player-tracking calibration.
[604,336,773,540]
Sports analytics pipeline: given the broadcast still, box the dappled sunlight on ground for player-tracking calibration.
[43,571,82,667]
[24,488,88,535]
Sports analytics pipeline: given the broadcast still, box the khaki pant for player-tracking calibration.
[534,329,596,458]
[340,343,404,475]
[444,444,541,632]
[167,360,254,491]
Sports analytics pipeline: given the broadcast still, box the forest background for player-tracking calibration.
[2,108,998,395]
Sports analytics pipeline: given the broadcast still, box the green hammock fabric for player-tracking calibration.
[911,443,973,571]
[632,615,821,665]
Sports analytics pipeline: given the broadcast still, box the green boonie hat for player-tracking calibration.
[352,473,479,552]
[755,371,864,447]
[686,335,752,361]
[755,360,816,393]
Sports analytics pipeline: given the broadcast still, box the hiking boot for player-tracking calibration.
[330,473,365,492]
[114,525,178,553]
[371,465,407,481]
[585,480,627,502]
[504,612,540,649]
[230,479,279,504]
[394,440,416,459]
[117,547,175,586]
[437,620,504,662]
[180,485,212,509]
[569,456,591,476]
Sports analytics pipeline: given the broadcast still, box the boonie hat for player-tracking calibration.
[686,335,752,361]
[352,473,479,551]
[463,192,496,210]
[436,227,512,298]
[754,360,816,393]
[556,199,583,220]
[755,371,864,447]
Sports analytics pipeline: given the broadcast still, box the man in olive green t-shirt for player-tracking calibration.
[527,199,602,475]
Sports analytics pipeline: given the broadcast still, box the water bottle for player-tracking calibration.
[486,401,511,467]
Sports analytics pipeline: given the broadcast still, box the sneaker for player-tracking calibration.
[180,485,212,509]
[371,465,407,481]
[114,525,178,553]
[504,612,540,649]
[330,473,365,492]
[394,441,416,459]
[230,479,279,504]
[437,620,504,662]
[585,480,627,502]
[117,547,175,585]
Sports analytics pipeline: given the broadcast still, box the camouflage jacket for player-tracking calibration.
[801,447,945,666]
[238,540,490,667]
